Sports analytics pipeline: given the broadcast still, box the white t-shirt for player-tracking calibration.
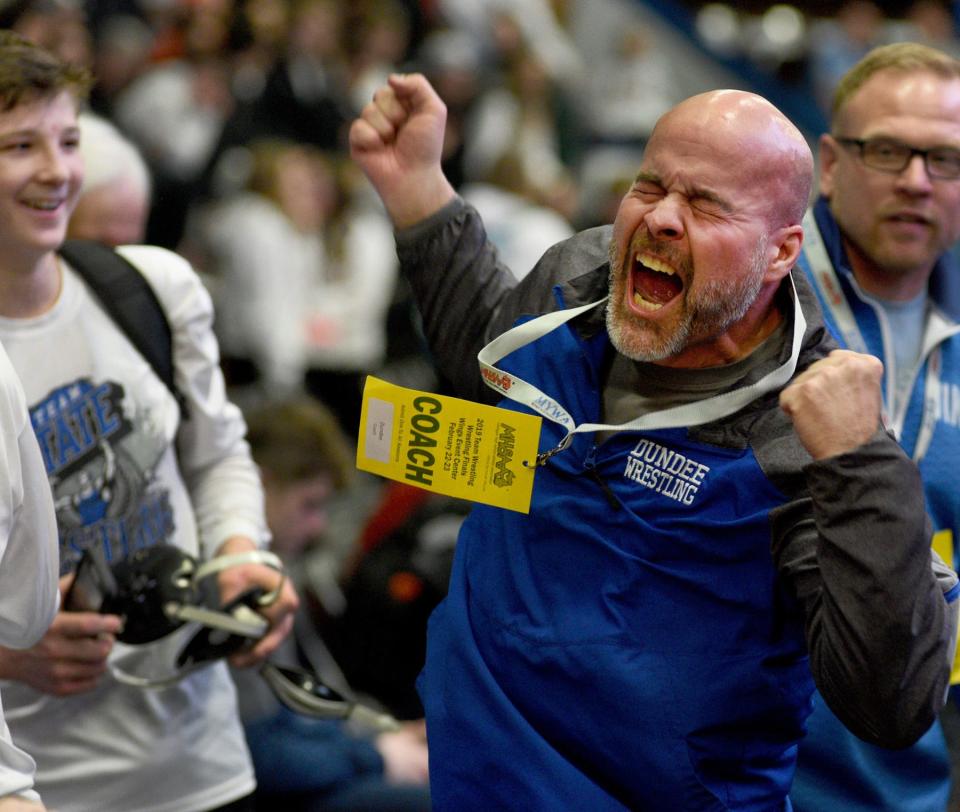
[0,341,59,803]
[0,246,269,812]
[869,289,928,420]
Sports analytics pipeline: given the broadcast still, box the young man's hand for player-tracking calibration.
[213,536,299,669]
[0,574,121,696]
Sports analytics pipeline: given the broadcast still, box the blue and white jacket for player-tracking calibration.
[792,197,960,812]
[398,197,956,811]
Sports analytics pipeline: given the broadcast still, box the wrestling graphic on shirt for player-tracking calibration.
[28,377,175,575]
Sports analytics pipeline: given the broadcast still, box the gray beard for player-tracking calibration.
[605,235,768,362]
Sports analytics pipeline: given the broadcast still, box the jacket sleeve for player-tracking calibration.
[396,197,520,403]
[396,197,594,404]
[117,245,270,559]
[770,428,957,748]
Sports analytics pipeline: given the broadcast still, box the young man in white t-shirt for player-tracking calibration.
[0,31,298,812]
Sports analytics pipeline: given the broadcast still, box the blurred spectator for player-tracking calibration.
[85,14,155,118]
[583,25,683,147]
[114,1,235,180]
[113,1,235,247]
[901,0,960,56]
[344,0,413,115]
[227,0,290,103]
[1,0,94,69]
[250,0,352,149]
[807,1,889,114]
[322,482,468,721]
[460,150,575,280]
[236,397,431,812]
[412,27,485,190]
[462,46,581,207]
[68,112,151,246]
[196,139,397,435]
[200,0,355,205]
[438,0,582,85]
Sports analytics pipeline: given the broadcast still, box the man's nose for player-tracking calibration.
[896,153,935,193]
[644,197,685,240]
[37,146,69,183]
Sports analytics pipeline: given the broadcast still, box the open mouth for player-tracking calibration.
[631,254,684,311]
[22,199,63,211]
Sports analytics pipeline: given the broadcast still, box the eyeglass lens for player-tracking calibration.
[861,139,960,178]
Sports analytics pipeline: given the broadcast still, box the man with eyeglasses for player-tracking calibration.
[792,41,960,812]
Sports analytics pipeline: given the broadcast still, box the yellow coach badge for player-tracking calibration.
[357,376,540,513]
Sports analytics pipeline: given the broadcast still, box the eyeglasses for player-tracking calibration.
[835,137,960,180]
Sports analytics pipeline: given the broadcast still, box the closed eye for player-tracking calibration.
[633,180,665,200]
[691,196,728,216]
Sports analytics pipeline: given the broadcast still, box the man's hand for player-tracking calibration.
[213,537,298,668]
[349,73,457,228]
[0,574,121,696]
[375,719,429,785]
[779,349,885,460]
[0,796,46,810]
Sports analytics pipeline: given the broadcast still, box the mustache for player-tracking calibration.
[611,235,690,276]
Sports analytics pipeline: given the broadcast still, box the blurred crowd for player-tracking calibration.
[693,1,960,115]
[14,0,960,432]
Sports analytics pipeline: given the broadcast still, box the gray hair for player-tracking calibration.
[79,113,152,201]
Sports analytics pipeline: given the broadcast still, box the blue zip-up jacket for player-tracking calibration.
[792,198,960,812]
[397,198,955,811]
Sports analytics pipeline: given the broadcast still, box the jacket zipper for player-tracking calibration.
[582,446,621,511]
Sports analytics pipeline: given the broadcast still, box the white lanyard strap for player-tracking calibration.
[911,307,960,462]
[478,278,808,465]
[801,210,870,355]
[915,346,941,463]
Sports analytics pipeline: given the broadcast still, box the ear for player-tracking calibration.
[764,224,803,285]
[818,133,840,199]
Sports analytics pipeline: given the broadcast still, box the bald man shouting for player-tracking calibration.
[349,75,957,811]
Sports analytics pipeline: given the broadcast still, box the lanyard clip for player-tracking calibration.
[524,434,572,467]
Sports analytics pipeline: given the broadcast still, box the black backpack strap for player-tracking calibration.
[58,239,187,416]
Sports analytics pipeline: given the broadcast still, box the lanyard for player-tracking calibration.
[800,210,870,355]
[477,278,807,465]
[801,210,950,461]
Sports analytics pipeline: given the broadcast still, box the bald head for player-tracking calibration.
[607,88,812,367]
[650,90,814,226]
